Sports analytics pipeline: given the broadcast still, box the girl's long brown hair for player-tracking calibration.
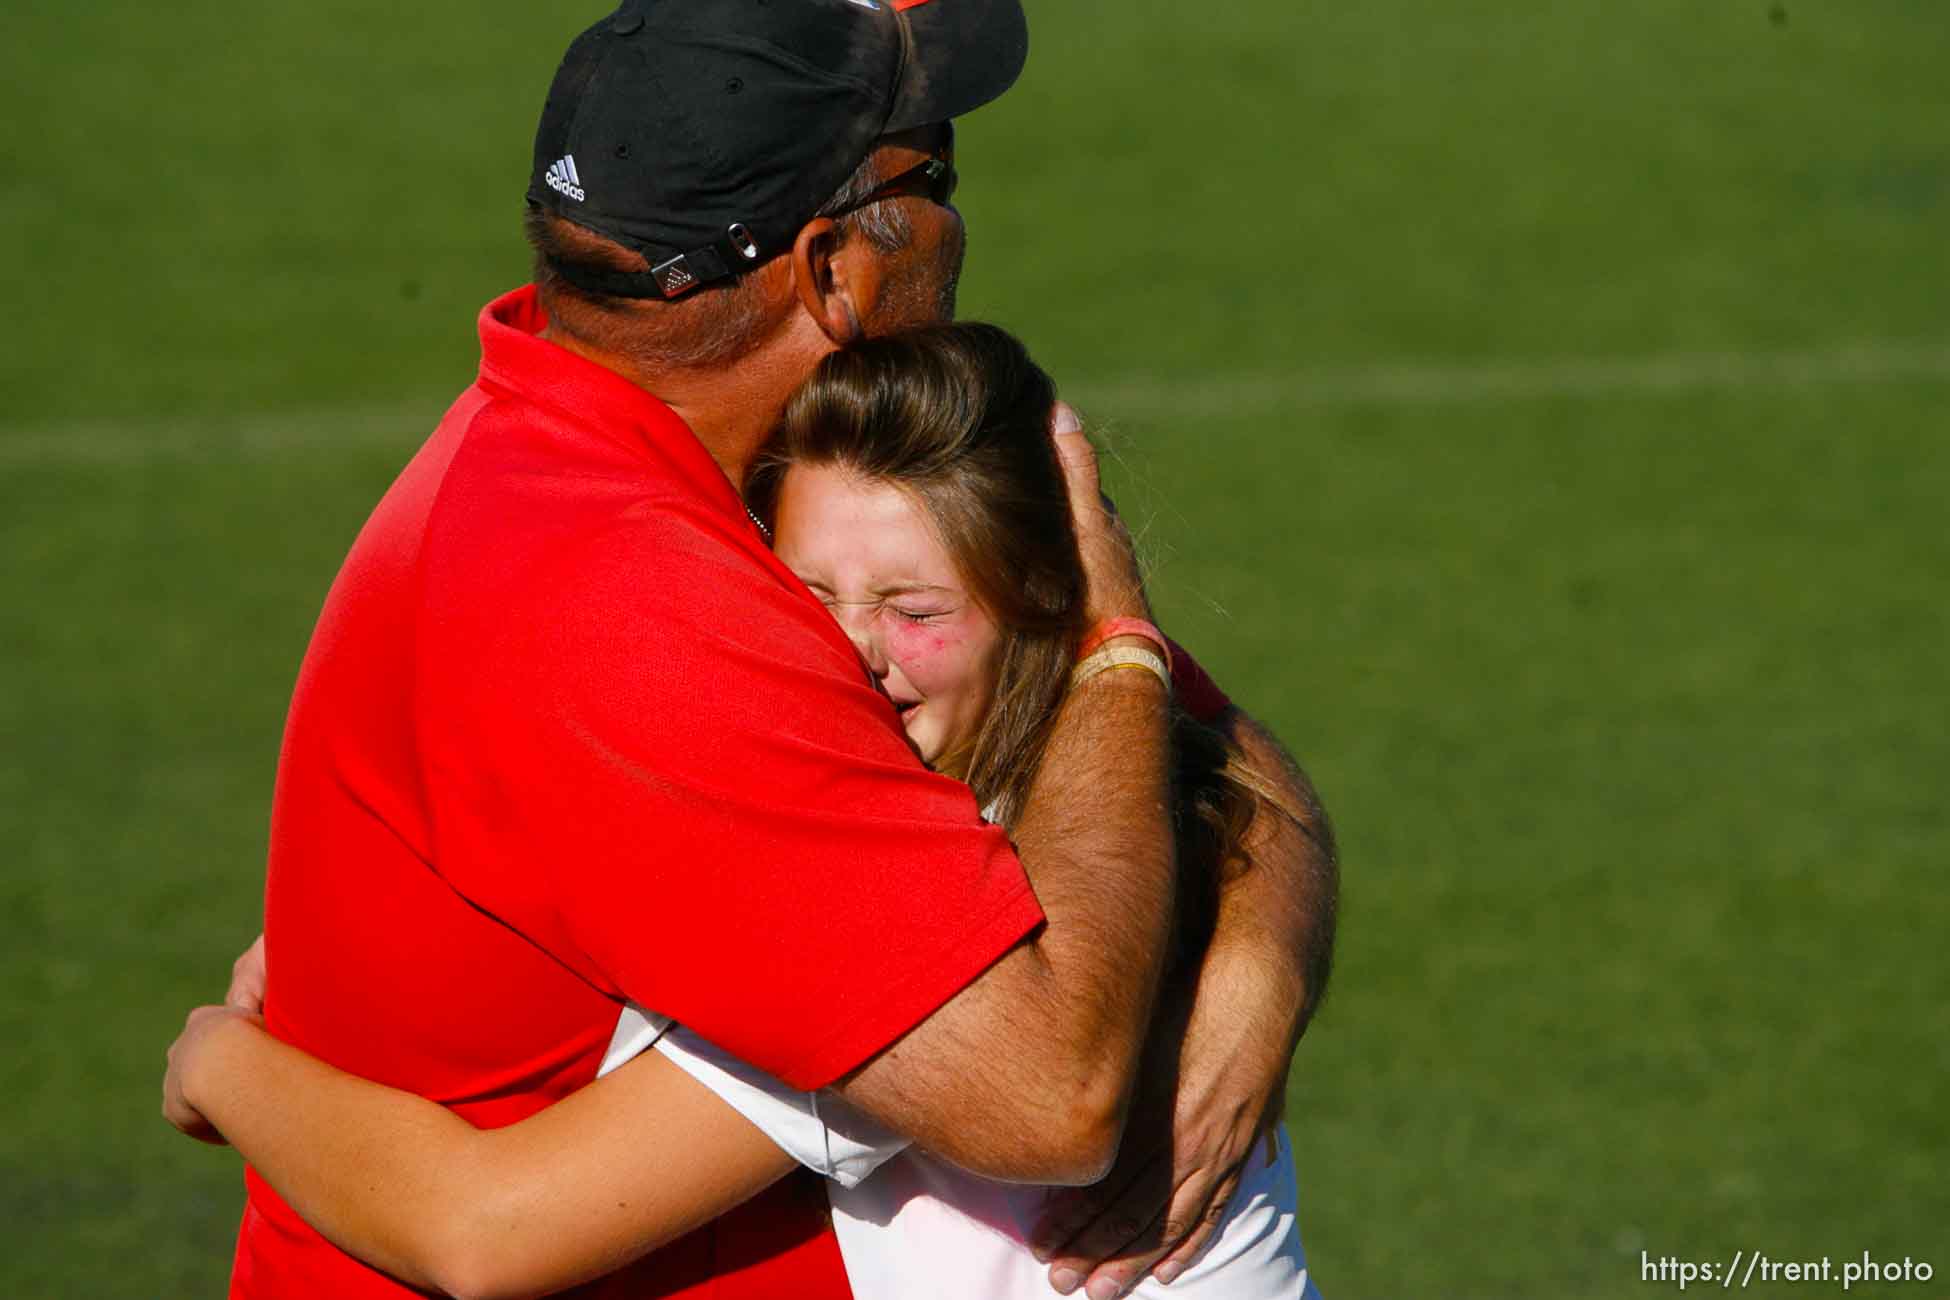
[748,324,1290,965]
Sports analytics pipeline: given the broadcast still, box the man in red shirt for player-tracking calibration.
[193,2,1337,1297]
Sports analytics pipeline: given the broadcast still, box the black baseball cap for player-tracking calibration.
[528,0,1028,300]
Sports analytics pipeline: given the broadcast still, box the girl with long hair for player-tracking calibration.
[165,323,1328,1299]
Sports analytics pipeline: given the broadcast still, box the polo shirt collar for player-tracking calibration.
[474,284,751,528]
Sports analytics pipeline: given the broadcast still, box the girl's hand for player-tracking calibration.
[162,1004,261,1145]
[226,933,268,1013]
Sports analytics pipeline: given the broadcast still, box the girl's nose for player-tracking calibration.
[840,611,889,679]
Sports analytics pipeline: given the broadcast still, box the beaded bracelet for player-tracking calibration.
[1071,644,1172,693]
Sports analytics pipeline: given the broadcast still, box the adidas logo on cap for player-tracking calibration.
[545,155,586,202]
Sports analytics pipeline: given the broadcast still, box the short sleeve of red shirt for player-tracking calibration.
[427,503,1044,1093]
[1166,637,1233,724]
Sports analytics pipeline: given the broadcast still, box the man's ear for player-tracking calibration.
[790,217,883,345]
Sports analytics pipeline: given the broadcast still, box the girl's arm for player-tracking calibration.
[165,1006,796,1300]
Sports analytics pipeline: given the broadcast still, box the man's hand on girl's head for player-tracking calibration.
[1050,402,1149,626]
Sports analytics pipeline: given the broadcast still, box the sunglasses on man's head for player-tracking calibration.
[832,157,958,219]
[834,123,959,217]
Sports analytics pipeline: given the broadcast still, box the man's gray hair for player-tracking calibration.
[816,154,913,254]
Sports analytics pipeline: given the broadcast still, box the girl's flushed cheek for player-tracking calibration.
[885,616,981,690]
[888,622,954,659]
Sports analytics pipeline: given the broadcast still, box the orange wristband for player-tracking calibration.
[1079,617,1171,670]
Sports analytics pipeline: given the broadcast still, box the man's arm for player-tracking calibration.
[836,658,1175,1184]
[831,403,1179,1186]
[1031,707,1339,1295]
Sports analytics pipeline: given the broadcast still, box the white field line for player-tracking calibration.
[5,340,1948,464]
[0,401,450,466]
[1069,340,1950,417]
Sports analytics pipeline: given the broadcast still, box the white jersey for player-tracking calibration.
[601,1005,1322,1300]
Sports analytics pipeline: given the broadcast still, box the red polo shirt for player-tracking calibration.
[236,286,1048,1298]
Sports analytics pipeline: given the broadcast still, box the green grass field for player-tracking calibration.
[5,1,1947,1295]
